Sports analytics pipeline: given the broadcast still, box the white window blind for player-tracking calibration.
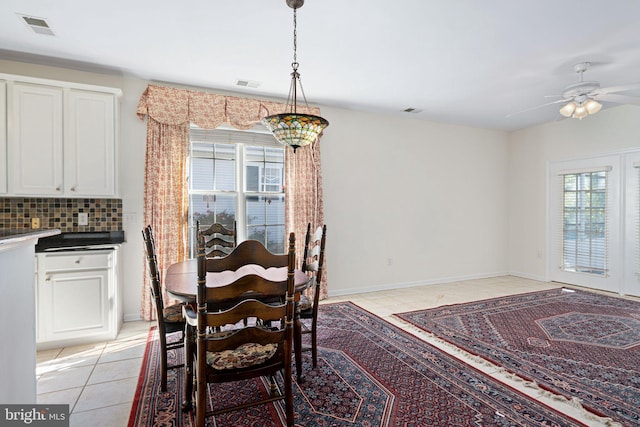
[558,170,608,276]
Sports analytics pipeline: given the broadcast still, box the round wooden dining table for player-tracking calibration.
[164,259,311,382]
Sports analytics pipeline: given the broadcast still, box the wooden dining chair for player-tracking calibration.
[141,225,185,392]
[183,233,296,427]
[298,223,327,368]
[197,221,237,258]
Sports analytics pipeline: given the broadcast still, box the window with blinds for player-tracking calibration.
[560,169,608,275]
[188,125,285,256]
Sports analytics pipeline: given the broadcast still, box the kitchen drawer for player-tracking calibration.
[40,251,112,272]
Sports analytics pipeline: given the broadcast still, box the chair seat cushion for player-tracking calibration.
[298,294,312,312]
[206,342,277,370]
[163,303,184,323]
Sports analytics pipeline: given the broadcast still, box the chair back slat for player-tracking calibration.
[203,274,288,302]
[205,237,235,249]
[312,226,324,243]
[204,239,289,272]
[200,222,236,237]
[204,299,285,328]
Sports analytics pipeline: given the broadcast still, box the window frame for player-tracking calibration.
[187,125,285,257]
[548,155,621,293]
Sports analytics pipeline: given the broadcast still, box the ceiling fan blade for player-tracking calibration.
[596,94,640,106]
[506,99,569,118]
[594,83,640,95]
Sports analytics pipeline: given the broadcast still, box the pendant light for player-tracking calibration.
[262,0,329,152]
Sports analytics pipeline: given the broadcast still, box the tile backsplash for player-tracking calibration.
[0,197,123,232]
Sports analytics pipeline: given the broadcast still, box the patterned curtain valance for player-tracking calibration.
[136,84,321,130]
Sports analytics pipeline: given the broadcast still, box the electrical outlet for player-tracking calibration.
[124,212,137,223]
[31,217,40,229]
[78,212,89,226]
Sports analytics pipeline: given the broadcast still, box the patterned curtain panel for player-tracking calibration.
[136,85,326,320]
[285,139,327,300]
[140,120,189,320]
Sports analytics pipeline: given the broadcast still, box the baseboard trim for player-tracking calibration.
[328,271,511,298]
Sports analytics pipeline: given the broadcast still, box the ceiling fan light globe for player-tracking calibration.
[573,105,588,119]
[559,101,577,117]
[585,99,602,115]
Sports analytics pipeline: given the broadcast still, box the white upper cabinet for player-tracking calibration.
[9,82,64,195]
[65,90,116,196]
[3,74,120,197]
[0,81,6,194]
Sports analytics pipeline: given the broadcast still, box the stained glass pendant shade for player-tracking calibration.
[263,0,329,152]
[263,112,329,153]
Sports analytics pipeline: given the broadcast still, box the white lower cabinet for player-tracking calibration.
[36,249,122,349]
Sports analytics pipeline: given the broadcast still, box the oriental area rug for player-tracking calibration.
[396,288,640,427]
[128,302,585,427]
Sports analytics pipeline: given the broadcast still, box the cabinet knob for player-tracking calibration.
[56,186,61,192]
[75,259,81,264]
[70,186,77,192]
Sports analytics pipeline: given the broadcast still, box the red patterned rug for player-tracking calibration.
[128,302,585,426]
[396,288,640,426]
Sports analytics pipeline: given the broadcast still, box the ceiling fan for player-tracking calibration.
[508,62,640,119]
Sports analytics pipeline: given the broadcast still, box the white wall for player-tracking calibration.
[320,106,510,295]
[1,58,515,318]
[507,105,640,281]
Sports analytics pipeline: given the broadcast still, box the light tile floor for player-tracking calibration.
[36,276,623,426]
[36,320,152,427]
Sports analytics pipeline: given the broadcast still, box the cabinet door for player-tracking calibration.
[9,83,63,195]
[39,268,110,341]
[0,81,6,194]
[65,90,116,196]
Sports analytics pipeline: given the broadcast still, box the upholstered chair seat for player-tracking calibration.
[164,303,185,323]
[298,294,313,312]
[206,342,278,370]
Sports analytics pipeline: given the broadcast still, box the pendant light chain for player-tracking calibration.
[290,6,310,109]
[292,7,298,67]
[262,0,329,152]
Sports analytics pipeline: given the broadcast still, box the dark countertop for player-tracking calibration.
[35,230,125,251]
[0,229,61,246]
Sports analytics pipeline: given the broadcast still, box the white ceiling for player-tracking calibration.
[1,0,640,131]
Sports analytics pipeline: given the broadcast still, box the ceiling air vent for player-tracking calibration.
[18,14,55,36]
[235,79,261,89]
